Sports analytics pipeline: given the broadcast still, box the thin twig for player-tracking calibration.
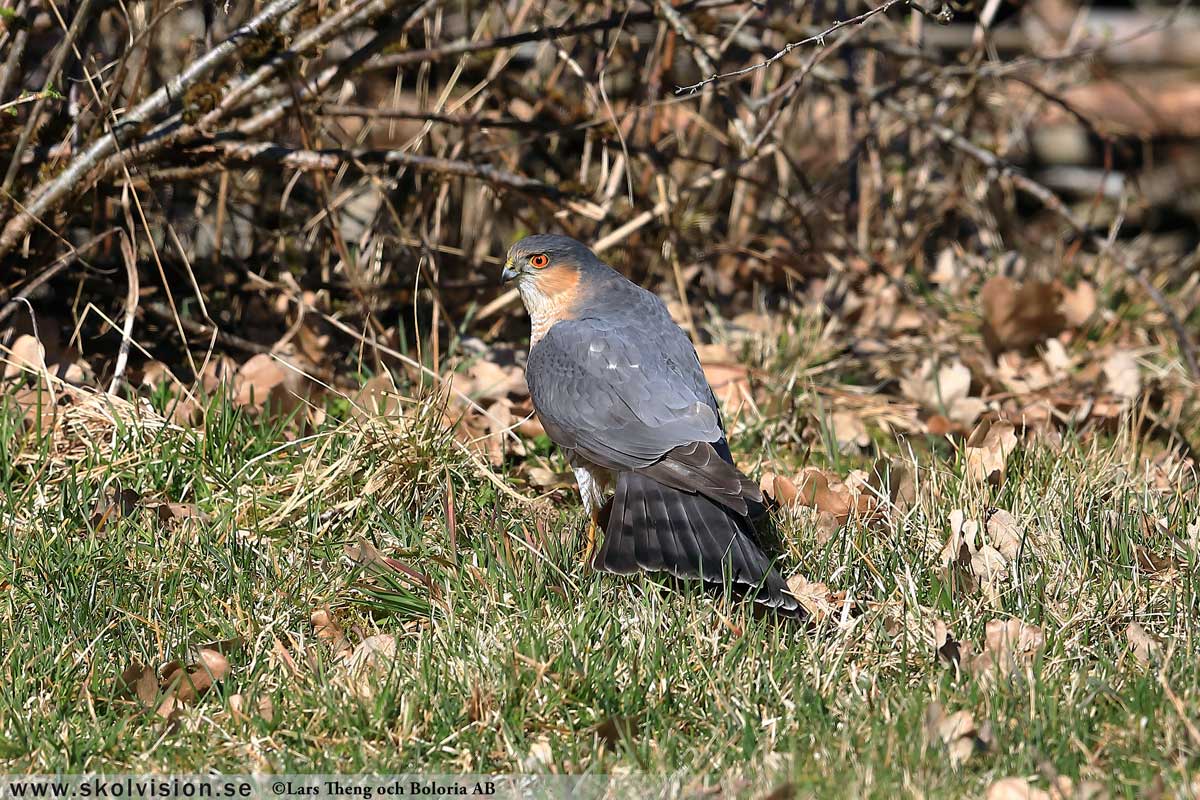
[0,0,304,261]
[0,229,120,329]
[1,0,96,195]
[364,0,739,72]
[676,0,913,94]
[108,232,140,395]
[196,140,569,198]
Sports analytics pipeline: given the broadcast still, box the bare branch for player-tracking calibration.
[0,0,304,261]
[675,0,919,94]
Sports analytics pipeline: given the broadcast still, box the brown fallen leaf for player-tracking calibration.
[899,359,986,430]
[352,372,404,421]
[869,458,917,511]
[1134,546,1179,577]
[760,472,798,507]
[830,410,871,452]
[2,334,47,380]
[155,503,208,526]
[311,607,354,662]
[117,662,160,708]
[455,355,527,402]
[1125,622,1160,668]
[145,645,234,720]
[170,647,231,705]
[1103,351,1141,401]
[521,736,555,771]
[697,344,754,422]
[940,509,979,570]
[233,354,287,408]
[925,703,992,766]
[90,487,143,531]
[985,778,1053,800]
[232,353,316,416]
[966,419,1019,485]
[933,620,963,668]
[980,276,1065,355]
[228,692,275,726]
[784,573,840,621]
[985,509,1023,561]
[971,618,1044,685]
[201,355,240,395]
[1059,281,1097,327]
[345,634,398,698]
[483,398,516,467]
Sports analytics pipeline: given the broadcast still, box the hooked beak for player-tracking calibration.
[501,259,519,284]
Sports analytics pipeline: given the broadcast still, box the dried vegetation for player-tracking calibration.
[2,0,1200,793]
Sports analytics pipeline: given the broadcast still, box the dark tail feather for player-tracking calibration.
[595,472,802,617]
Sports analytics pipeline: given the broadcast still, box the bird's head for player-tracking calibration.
[502,234,601,292]
[502,235,609,336]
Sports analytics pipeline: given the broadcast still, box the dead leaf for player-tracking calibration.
[3,334,46,380]
[89,487,142,531]
[228,690,275,724]
[1125,622,1159,668]
[1134,546,1179,576]
[869,457,916,510]
[1103,351,1141,401]
[900,359,986,429]
[971,545,1007,585]
[986,509,1023,561]
[257,694,275,723]
[526,466,574,491]
[1059,281,1097,327]
[155,503,208,526]
[201,355,239,394]
[233,354,287,407]
[966,419,1019,485]
[483,399,515,467]
[346,634,398,698]
[697,344,753,422]
[522,736,554,771]
[593,714,640,749]
[980,276,1065,354]
[985,778,1053,800]
[352,372,404,421]
[940,508,979,569]
[971,618,1044,685]
[785,467,873,523]
[933,620,962,667]
[925,703,992,766]
[118,662,160,707]
[170,648,231,704]
[784,573,840,621]
[830,410,870,452]
[456,356,527,402]
[760,472,798,507]
[311,607,353,662]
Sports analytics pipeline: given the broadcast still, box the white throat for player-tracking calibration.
[518,280,571,346]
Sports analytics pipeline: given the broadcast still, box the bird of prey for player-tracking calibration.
[502,234,799,615]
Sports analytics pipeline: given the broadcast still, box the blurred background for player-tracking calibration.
[2,0,1199,459]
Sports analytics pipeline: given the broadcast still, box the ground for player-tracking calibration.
[2,331,1197,799]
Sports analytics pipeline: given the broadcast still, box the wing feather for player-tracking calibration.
[528,318,722,470]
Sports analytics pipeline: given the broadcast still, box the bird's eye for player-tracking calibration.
[529,254,550,269]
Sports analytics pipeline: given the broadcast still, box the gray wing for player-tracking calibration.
[527,316,761,513]
[527,317,721,468]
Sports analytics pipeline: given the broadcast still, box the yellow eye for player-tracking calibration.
[529,254,549,269]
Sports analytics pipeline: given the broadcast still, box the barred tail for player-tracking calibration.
[595,472,801,617]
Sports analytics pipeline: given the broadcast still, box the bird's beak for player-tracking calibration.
[501,259,519,284]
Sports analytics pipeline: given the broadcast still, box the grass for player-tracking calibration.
[1,372,1198,798]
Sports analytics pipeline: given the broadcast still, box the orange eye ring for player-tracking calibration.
[529,254,550,269]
